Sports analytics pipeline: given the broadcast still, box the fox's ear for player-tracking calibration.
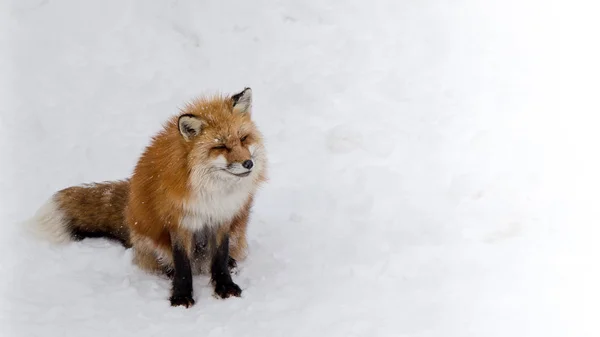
[231,87,252,114]
[178,114,203,141]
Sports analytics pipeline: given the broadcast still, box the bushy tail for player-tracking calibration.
[26,180,132,248]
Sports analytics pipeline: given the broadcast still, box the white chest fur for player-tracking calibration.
[180,177,255,231]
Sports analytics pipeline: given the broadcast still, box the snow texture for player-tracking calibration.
[1,0,599,336]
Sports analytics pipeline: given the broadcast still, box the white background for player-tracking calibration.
[1,0,599,336]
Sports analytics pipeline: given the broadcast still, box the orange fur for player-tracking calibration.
[125,94,267,273]
[32,90,267,278]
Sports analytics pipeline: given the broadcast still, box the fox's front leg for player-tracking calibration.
[212,234,242,299]
[169,232,195,308]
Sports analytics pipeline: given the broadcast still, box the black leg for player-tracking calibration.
[228,256,238,270]
[169,243,195,308]
[227,256,239,276]
[165,268,175,279]
[212,235,242,299]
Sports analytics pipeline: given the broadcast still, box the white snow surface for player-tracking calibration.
[1,0,599,336]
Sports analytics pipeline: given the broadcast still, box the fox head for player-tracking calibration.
[177,88,267,188]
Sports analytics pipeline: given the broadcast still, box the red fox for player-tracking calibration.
[29,88,267,307]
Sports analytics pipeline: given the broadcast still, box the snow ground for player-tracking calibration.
[1,0,599,336]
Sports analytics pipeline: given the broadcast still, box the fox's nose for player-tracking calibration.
[242,160,254,170]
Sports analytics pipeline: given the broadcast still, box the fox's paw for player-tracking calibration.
[170,294,195,308]
[214,282,242,299]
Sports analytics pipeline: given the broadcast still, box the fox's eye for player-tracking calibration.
[212,145,227,150]
[240,135,248,142]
